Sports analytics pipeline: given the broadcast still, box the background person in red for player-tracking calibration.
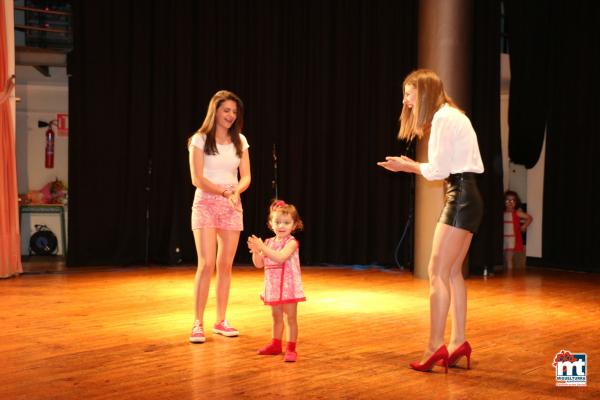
[503,190,533,272]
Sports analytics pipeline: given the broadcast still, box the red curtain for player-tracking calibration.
[0,0,22,278]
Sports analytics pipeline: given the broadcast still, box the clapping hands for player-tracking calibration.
[377,155,416,173]
[247,234,264,254]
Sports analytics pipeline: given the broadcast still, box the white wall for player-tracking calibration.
[15,65,69,255]
[526,135,545,257]
[500,93,509,190]
[500,53,543,258]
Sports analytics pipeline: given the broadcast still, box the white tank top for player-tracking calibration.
[189,133,249,185]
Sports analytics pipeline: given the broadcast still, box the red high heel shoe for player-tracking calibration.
[437,341,472,369]
[410,345,449,373]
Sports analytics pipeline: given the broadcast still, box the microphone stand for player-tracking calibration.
[272,143,278,199]
[406,170,415,270]
[144,158,152,265]
[394,140,416,270]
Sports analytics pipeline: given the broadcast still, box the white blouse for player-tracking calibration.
[419,104,484,181]
[189,133,249,185]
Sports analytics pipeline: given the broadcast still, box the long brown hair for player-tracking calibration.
[189,90,245,157]
[397,69,459,142]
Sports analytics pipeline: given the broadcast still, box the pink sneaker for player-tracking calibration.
[212,320,239,337]
[189,321,206,343]
[284,350,297,362]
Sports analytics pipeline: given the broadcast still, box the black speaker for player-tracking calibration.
[29,225,58,256]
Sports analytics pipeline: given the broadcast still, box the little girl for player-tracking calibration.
[247,200,305,362]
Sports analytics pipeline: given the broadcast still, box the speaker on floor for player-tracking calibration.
[29,225,58,256]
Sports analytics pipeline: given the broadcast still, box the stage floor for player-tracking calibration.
[1,265,598,399]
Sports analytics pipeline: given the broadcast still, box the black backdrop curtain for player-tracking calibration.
[505,1,600,272]
[68,0,419,267]
[68,0,502,270]
[469,0,504,271]
[505,1,549,168]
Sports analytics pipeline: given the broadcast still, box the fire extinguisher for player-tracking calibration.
[39,120,56,169]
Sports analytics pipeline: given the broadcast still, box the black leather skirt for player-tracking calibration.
[438,173,483,233]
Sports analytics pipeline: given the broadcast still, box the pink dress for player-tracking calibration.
[260,236,306,305]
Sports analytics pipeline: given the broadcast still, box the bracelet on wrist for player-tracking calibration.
[222,189,229,197]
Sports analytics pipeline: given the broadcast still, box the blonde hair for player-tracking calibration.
[397,69,459,142]
[268,199,304,232]
[189,90,245,157]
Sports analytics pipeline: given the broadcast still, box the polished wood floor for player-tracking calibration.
[1,264,598,400]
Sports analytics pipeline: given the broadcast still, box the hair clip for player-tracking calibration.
[272,200,286,209]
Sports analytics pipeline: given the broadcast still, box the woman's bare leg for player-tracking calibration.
[448,233,473,353]
[422,223,472,362]
[215,229,240,322]
[192,228,217,323]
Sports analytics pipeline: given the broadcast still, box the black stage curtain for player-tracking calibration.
[505,1,549,168]
[468,0,504,272]
[505,1,600,272]
[68,0,419,266]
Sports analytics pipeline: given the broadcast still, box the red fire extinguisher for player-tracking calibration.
[41,120,56,169]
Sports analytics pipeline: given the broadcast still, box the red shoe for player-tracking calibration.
[438,341,472,369]
[257,341,282,355]
[410,345,449,373]
[284,350,297,362]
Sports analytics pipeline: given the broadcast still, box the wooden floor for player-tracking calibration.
[1,264,598,400]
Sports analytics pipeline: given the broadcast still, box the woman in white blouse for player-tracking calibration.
[187,90,251,343]
[378,69,484,373]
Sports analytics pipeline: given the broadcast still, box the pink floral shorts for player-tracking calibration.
[191,187,243,231]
